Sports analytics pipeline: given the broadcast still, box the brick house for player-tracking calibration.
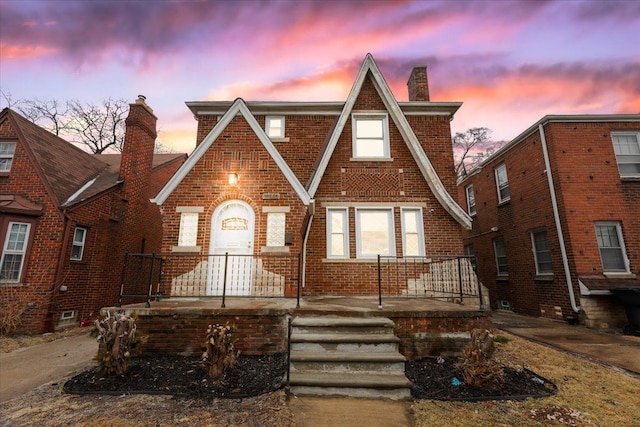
[458,115,640,328]
[152,54,472,299]
[0,97,186,334]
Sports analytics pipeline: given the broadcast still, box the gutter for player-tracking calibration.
[539,124,580,314]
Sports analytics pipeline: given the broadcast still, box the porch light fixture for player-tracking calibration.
[228,173,239,185]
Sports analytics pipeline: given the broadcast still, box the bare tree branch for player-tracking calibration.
[453,127,506,178]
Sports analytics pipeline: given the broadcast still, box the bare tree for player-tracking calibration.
[453,127,506,178]
[1,92,129,154]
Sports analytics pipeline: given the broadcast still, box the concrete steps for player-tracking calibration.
[289,316,411,400]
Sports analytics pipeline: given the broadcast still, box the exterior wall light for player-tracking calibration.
[228,173,239,185]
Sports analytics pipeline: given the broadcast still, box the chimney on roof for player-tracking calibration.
[407,66,430,102]
[119,95,157,195]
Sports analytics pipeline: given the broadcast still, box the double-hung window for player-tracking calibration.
[595,222,629,273]
[0,142,16,172]
[356,208,395,258]
[531,229,552,275]
[70,227,87,260]
[494,163,510,203]
[352,114,390,159]
[0,222,30,283]
[493,237,508,276]
[266,116,285,139]
[611,132,640,177]
[401,208,424,257]
[326,208,348,258]
[465,184,476,216]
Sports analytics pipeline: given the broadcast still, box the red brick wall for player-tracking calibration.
[459,120,639,323]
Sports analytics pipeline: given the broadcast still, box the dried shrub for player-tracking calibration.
[202,323,239,379]
[95,311,145,376]
[456,328,504,389]
[0,288,26,336]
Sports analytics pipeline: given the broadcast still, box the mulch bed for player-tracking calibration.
[64,354,556,401]
[406,357,557,401]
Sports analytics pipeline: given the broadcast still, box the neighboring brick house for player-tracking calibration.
[153,54,471,298]
[0,97,186,334]
[458,115,640,328]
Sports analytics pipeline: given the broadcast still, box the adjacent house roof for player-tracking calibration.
[1,108,185,209]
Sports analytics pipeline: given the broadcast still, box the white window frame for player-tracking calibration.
[0,221,31,283]
[266,116,285,139]
[0,142,16,172]
[266,212,286,247]
[611,132,640,178]
[355,207,395,259]
[400,207,425,257]
[70,227,87,261]
[351,114,390,159]
[326,207,349,259]
[494,163,510,203]
[493,237,508,276]
[465,184,476,216]
[178,212,199,247]
[531,229,552,275]
[595,221,630,274]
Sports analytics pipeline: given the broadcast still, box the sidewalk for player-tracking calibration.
[492,310,640,376]
[0,331,96,403]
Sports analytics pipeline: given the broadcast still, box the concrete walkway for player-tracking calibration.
[492,311,640,377]
[0,331,97,403]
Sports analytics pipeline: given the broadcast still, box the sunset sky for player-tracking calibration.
[1,0,639,153]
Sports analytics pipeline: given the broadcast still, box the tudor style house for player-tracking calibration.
[0,98,186,334]
[152,54,472,299]
[458,115,640,329]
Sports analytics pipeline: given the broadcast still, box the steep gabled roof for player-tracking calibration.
[306,54,471,229]
[2,108,109,207]
[152,98,311,206]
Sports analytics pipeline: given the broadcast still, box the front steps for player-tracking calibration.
[288,316,412,400]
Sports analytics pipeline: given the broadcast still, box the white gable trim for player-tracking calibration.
[307,54,471,229]
[152,98,311,206]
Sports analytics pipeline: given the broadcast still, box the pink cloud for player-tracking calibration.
[0,43,58,59]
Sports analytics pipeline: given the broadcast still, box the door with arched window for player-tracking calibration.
[207,201,254,295]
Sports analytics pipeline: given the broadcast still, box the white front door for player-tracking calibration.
[207,201,254,296]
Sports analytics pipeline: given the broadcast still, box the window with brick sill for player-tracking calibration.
[0,142,16,173]
[0,221,31,283]
[611,132,640,178]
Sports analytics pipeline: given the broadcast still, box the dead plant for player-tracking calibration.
[94,311,145,376]
[456,328,504,389]
[0,287,26,336]
[202,322,239,379]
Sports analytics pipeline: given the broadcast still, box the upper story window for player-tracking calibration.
[493,237,508,276]
[326,208,349,259]
[494,163,510,203]
[356,208,395,258]
[611,132,640,178]
[266,116,285,139]
[465,184,476,216]
[70,227,87,260]
[401,208,425,257]
[595,222,630,273]
[352,114,390,159]
[531,229,552,275]
[1,222,30,283]
[0,142,16,172]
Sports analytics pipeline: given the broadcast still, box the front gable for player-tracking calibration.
[307,54,471,230]
[153,99,311,206]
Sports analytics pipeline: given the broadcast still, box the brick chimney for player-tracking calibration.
[119,95,157,190]
[407,66,430,102]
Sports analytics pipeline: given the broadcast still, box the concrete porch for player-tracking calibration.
[104,296,491,360]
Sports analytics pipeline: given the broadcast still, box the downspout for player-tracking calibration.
[539,124,580,314]
[300,201,315,289]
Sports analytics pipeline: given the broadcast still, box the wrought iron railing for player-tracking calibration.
[118,252,301,308]
[376,255,483,308]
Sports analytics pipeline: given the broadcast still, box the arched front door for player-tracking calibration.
[207,200,254,296]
